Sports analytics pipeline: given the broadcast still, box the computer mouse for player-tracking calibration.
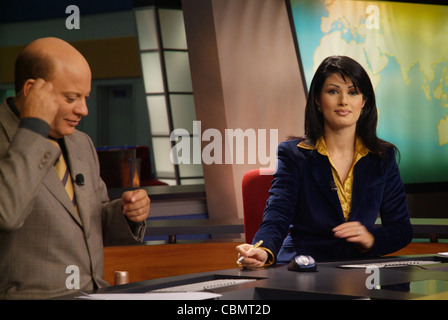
[287,255,317,272]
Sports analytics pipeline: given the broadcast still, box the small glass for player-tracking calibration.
[129,158,141,188]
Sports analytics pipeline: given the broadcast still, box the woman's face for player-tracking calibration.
[318,73,366,133]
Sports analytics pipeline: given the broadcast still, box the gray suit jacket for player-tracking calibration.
[0,99,146,299]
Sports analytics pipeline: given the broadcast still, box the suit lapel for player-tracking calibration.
[43,166,83,227]
[349,154,376,221]
[307,150,345,222]
[64,134,91,234]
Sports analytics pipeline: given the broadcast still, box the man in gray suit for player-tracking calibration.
[0,37,151,299]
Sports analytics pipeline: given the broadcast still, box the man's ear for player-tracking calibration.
[22,78,36,97]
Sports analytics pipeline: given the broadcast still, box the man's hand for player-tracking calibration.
[21,78,59,125]
[121,189,150,223]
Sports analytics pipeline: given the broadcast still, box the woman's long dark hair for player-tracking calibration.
[304,55,397,157]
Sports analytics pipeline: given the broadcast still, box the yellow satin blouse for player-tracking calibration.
[298,136,369,221]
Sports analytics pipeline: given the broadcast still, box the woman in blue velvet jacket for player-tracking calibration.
[236,56,413,266]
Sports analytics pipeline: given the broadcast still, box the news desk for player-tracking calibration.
[82,254,448,300]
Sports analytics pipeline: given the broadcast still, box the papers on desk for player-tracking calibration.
[338,260,441,268]
[77,292,221,300]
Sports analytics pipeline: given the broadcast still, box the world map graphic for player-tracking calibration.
[289,0,448,184]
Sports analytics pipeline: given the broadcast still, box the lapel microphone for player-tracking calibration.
[329,180,337,191]
[75,174,85,186]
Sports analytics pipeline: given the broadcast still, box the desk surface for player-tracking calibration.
[91,254,448,300]
[103,242,448,284]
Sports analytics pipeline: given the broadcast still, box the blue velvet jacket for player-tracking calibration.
[252,139,413,263]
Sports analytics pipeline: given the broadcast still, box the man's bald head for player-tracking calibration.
[14,37,90,94]
[14,37,92,138]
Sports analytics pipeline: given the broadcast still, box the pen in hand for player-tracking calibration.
[237,240,263,264]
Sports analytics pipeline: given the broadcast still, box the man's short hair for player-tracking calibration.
[14,50,54,94]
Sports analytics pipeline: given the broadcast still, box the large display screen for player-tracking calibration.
[286,0,448,185]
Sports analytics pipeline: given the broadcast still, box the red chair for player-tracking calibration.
[241,168,275,243]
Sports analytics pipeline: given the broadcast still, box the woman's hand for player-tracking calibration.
[235,243,268,269]
[333,221,374,252]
